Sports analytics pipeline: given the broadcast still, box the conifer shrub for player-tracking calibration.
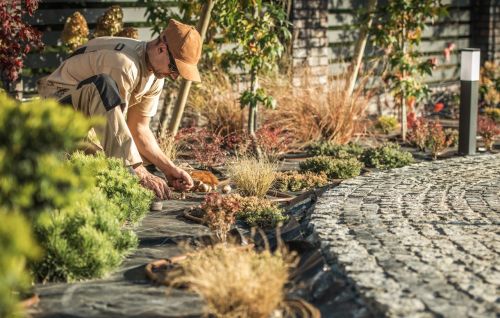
[273,171,329,192]
[306,141,364,159]
[32,189,138,282]
[237,196,286,229]
[0,93,93,217]
[0,210,40,318]
[299,156,363,179]
[362,143,414,169]
[69,152,154,225]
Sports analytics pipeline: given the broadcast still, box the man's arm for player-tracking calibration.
[127,106,193,191]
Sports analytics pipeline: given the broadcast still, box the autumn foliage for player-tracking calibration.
[0,0,43,86]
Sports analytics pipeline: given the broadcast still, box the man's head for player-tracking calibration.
[146,19,202,81]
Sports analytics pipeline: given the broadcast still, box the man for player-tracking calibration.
[38,19,199,199]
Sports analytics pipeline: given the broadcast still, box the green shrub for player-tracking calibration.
[375,115,398,134]
[69,152,154,225]
[237,196,286,229]
[0,93,93,217]
[32,189,137,282]
[362,143,414,169]
[273,171,329,192]
[299,156,362,179]
[0,210,40,318]
[306,141,364,159]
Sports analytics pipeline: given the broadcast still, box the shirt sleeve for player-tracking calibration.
[132,78,164,117]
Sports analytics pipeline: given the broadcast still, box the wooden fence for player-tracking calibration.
[327,0,471,85]
[22,0,476,94]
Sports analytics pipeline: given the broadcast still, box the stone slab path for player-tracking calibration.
[310,154,500,318]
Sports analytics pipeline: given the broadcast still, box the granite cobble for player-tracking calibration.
[311,154,500,317]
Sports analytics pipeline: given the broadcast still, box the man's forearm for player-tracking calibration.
[132,126,177,174]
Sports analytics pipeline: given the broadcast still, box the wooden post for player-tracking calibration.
[167,0,214,136]
[346,0,377,97]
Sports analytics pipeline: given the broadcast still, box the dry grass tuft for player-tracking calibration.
[227,157,278,197]
[172,244,296,318]
[263,72,370,147]
[156,129,178,160]
[188,69,245,136]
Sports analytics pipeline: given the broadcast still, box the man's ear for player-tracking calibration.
[157,41,167,54]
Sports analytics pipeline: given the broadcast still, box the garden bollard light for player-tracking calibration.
[458,48,480,155]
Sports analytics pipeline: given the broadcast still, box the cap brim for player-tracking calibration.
[175,58,201,82]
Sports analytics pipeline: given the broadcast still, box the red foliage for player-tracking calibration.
[176,127,227,168]
[434,102,445,113]
[255,126,290,160]
[0,0,43,84]
[408,117,429,151]
[478,116,500,151]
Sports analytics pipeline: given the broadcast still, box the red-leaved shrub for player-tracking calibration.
[478,116,500,151]
[176,128,227,168]
[0,0,43,86]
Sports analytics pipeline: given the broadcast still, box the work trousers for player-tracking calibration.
[38,74,142,166]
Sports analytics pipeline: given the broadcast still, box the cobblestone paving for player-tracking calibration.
[310,154,500,318]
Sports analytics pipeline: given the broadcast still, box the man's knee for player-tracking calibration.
[77,74,124,111]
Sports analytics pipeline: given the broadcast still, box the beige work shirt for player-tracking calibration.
[46,37,164,117]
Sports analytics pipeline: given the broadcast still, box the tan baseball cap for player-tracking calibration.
[161,19,202,82]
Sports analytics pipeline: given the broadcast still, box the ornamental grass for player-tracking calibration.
[227,157,278,197]
[263,72,369,147]
[172,244,297,318]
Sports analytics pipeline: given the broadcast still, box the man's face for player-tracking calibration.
[151,42,179,80]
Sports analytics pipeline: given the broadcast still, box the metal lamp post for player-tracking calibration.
[458,48,480,155]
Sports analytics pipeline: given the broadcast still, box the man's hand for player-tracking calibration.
[165,167,194,192]
[134,165,171,199]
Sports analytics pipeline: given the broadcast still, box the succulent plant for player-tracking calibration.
[362,143,414,168]
[273,171,328,192]
[300,156,363,179]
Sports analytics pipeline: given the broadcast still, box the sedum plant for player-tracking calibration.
[274,171,329,192]
[69,152,154,226]
[0,210,40,318]
[227,157,278,197]
[237,196,286,229]
[362,143,414,168]
[300,156,363,179]
[32,189,137,282]
[307,141,364,159]
[172,244,296,318]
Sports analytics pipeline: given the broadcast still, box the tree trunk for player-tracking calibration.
[346,0,377,97]
[400,24,407,142]
[167,0,215,136]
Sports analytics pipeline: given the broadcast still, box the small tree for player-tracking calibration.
[0,0,43,92]
[217,1,290,138]
[371,0,446,141]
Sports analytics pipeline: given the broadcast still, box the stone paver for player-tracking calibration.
[310,154,500,318]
